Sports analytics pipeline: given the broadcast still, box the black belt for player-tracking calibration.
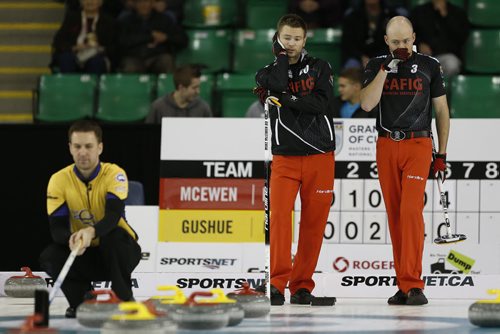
[378,130,431,141]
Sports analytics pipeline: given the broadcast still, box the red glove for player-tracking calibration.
[433,153,447,182]
[382,48,410,72]
[253,86,268,104]
[272,32,287,57]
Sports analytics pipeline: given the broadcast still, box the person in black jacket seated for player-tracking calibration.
[52,0,117,74]
[118,0,187,73]
[333,68,376,118]
[341,0,399,69]
[410,0,469,76]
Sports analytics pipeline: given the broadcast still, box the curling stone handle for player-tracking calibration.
[11,267,42,279]
[204,289,235,303]
[90,289,121,303]
[487,289,500,301]
[186,291,213,305]
[233,282,261,295]
[157,285,182,292]
[113,302,156,320]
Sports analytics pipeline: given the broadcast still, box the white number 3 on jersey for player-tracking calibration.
[411,64,418,73]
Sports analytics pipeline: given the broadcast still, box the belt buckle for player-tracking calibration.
[390,130,406,141]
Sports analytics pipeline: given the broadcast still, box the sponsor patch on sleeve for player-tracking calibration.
[115,186,127,193]
[115,173,127,182]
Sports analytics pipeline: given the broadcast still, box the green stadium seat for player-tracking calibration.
[306,28,342,75]
[246,0,287,29]
[96,74,154,122]
[233,29,275,73]
[157,73,214,107]
[450,75,500,118]
[468,0,500,27]
[216,73,256,117]
[410,0,464,7]
[465,29,500,73]
[183,0,237,28]
[35,74,96,122]
[176,29,232,73]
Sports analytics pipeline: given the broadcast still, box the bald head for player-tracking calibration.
[386,16,413,35]
[384,16,415,54]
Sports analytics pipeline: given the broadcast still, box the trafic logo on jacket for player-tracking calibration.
[363,52,446,132]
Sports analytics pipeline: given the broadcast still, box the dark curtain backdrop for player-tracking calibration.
[0,124,161,270]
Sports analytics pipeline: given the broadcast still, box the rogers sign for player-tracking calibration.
[332,257,394,273]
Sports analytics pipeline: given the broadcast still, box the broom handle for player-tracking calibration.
[49,239,83,304]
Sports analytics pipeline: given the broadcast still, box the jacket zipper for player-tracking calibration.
[323,115,334,141]
[274,119,280,145]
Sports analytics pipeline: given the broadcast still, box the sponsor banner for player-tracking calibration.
[314,244,394,274]
[303,243,500,275]
[158,210,264,242]
[159,178,264,210]
[424,243,500,275]
[161,118,500,164]
[315,273,500,299]
[156,242,245,272]
[2,271,498,299]
[125,205,158,272]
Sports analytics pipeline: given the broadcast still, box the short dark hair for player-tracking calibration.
[339,68,363,85]
[68,120,102,143]
[277,14,307,36]
[173,64,202,90]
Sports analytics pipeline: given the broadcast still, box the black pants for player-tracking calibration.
[39,228,141,308]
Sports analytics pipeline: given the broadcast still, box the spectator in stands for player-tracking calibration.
[411,0,469,76]
[51,0,117,74]
[245,100,265,118]
[152,0,178,23]
[145,65,212,123]
[332,68,376,118]
[64,0,124,18]
[118,0,187,73]
[341,0,398,69]
[288,0,346,29]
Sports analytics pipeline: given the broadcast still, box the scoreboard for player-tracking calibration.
[295,119,500,246]
[159,118,500,247]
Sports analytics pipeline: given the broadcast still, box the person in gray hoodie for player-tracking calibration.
[145,64,212,123]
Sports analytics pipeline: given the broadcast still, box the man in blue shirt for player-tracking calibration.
[333,68,376,118]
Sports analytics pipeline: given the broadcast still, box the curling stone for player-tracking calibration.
[171,291,229,330]
[76,290,122,328]
[4,267,46,298]
[198,289,244,326]
[142,299,177,330]
[148,285,187,315]
[227,282,270,318]
[101,302,175,334]
[7,314,58,334]
[469,289,500,328]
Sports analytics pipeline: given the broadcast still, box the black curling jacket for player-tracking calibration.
[256,50,336,155]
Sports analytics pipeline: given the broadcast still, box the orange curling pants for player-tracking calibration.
[270,152,335,295]
[376,137,432,293]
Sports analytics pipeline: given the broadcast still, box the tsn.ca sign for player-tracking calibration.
[341,275,474,287]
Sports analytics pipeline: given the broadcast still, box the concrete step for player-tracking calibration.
[0,73,41,90]
[0,52,51,68]
[0,2,64,9]
[0,9,64,23]
[0,31,55,45]
[0,112,33,123]
[0,22,60,31]
[0,95,32,112]
[0,67,50,75]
